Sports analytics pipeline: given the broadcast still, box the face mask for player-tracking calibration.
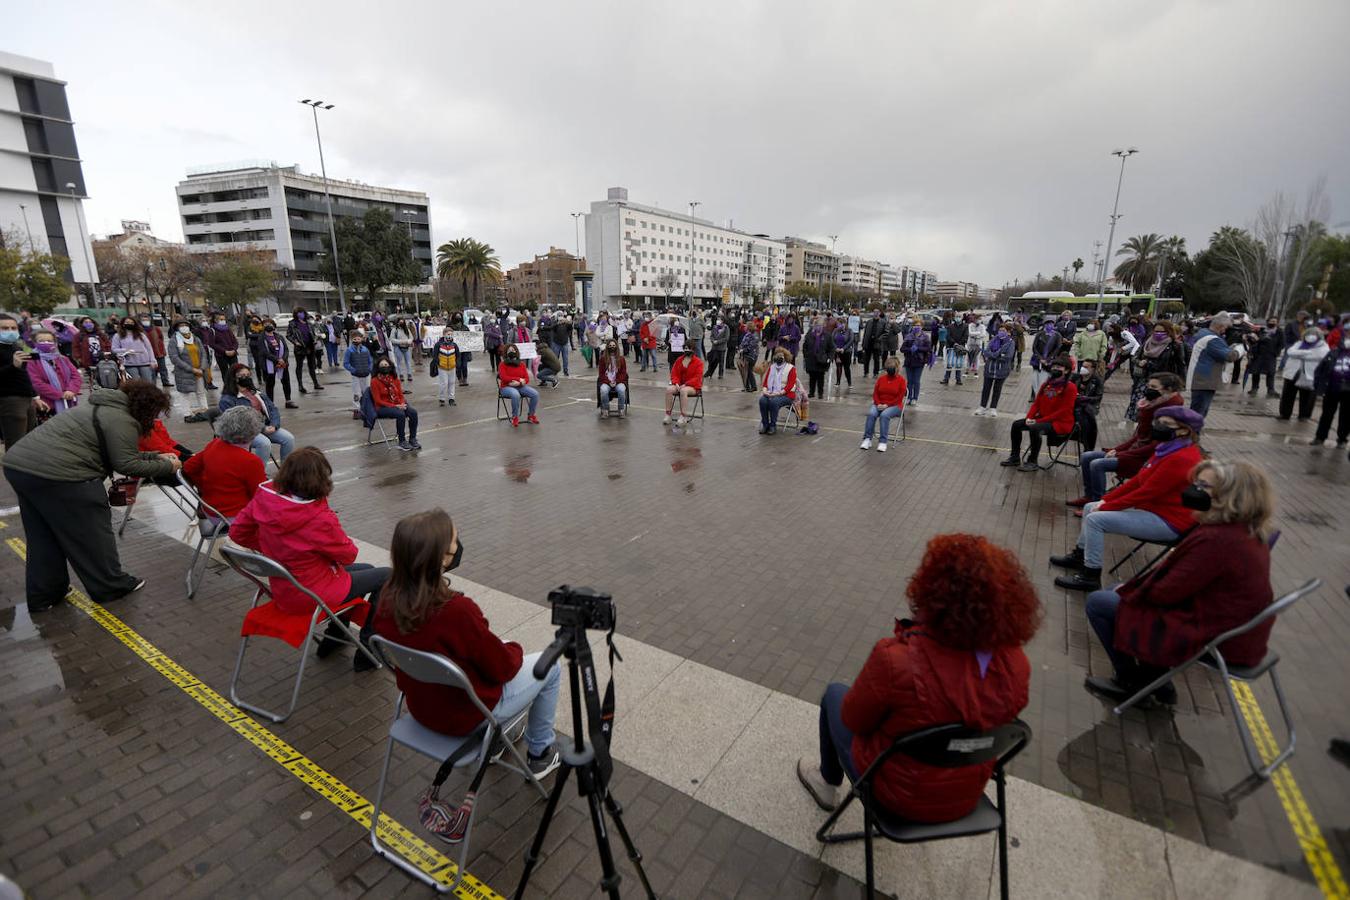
[444,539,465,572]
[140,319,151,328]
[378,366,393,375]
[1180,485,1212,512]
[0,330,18,344]
[885,365,897,376]
[123,323,135,331]
[1051,369,1066,379]
[1143,387,1162,400]
[297,312,306,320]
[264,325,276,333]
[1151,423,1177,442]
[236,376,255,390]
[83,322,96,332]
[1304,332,1319,343]
[214,321,228,330]
[1087,324,1097,332]
[606,345,617,354]
[1343,339,1350,350]
[35,341,57,353]
[178,326,191,336]
[1152,332,1166,340]
[506,355,519,363]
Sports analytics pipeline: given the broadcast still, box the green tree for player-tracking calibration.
[204,252,274,317]
[320,208,421,306]
[1113,233,1165,293]
[0,231,72,316]
[436,237,503,307]
[1313,233,1350,311]
[783,280,820,302]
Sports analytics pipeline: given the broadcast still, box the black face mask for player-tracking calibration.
[1050,369,1066,379]
[1180,486,1212,511]
[1151,423,1177,442]
[236,377,255,391]
[506,356,519,364]
[444,539,464,572]
[378,367,393,376]
[1142,388,1162,401]
[885,366,897,375]
[264,326,275,333]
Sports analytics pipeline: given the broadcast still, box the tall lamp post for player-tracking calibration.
[299,99,347,313]
[827,234,839,309]
[570,212,583,258]
[65,182,96,307]
[1097,148,1138,299]
[399,207,422,315]
[687,201,700,310]
[18,203,34,251]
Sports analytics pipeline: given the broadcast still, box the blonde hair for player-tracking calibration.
[1191,460,1273,539]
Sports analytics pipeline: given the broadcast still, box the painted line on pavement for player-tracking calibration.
[3,536,504,900]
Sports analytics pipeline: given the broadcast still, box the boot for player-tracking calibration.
[1049,547,1086,569]
[315,619,346,658]
[1055,566,1102,592]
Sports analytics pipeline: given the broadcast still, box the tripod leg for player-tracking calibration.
[604,789,657,900]
[585,783,624,900]
[513,764,573,900]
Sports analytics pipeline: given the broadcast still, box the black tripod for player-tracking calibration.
[513,622,656,900]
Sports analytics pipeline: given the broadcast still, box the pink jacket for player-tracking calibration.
[27,354,84,411]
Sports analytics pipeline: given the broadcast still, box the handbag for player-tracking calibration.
[91,406,141,506]
[418,723,495,844]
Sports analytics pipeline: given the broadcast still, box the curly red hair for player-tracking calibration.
[905,533,1042,650]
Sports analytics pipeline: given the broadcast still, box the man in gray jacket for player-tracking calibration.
[686,309,706,359]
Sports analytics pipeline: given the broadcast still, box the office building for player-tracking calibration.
[0,51,97,289]
[784,237,838,287]
[505,247,587,309]
[838,256,881,295]
[584,187,786,309]
[900,266,940,299]
[935,280,980,302]
[176,162,431,306]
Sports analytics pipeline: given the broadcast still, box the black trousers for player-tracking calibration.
[1315,391,1350,442]
[295,347,321,390]
[216,353,240,395]
[0,396,37,451]
[980,375,1005,409]
[1009,420,1060,462]
[1247,370,1277,394]
[5,467,140,606]
[488,348,501,372]
[375,406,419,441]
[739,356,757,391]
[343,563,391,641]
[808,370,826,398]
[706,348,726,378]
[834,356,852,386]
[264,366,293,402]
[1278,378,1316,420]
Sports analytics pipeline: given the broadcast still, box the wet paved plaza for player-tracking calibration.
[2,352,1348,898]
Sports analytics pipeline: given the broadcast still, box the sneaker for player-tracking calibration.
[600,410,609,419]
[676,416,688,426]
[1017,461,1040,472]
[527,744,562,778]
[439,399,445,406]
[973,407,985,416]
[527,414,540,425]
[662,414,672,424]
[299,387,309,395]
[796,758,838,811]
[314,384,325,391]
[985,409,997,418]
[1310,438,1324,446]
[448,399,456,406]
[398,441,414,451]
[877,442,888,452]
[860,438,872,450]
[409,439,422,449]
[285,401,299,410]
[999,456,1019,467]
[511,416,519,428]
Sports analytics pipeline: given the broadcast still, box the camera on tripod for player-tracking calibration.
[549,585,616,631]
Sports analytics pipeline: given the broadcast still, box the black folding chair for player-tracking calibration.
[1036,422,1082,470]
[816,720,1031,900]
[1113,579,1318,780]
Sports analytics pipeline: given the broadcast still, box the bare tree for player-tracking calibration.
[656,270,679,305]
[143,246,202,318]
[92,241,140,312]
[705,269,730,303]
[1211,179,1330,319]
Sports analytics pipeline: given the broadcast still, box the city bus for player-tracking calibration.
[1010,292,1160,325]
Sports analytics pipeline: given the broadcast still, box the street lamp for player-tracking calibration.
[571,212,583,259]
[827,234,839,309]
[687,201,701,310]
[298,99,347,313]
[66,182,96,307]
[17,203,34,251]
[1097,148,1138,300]
[399,207,421,316]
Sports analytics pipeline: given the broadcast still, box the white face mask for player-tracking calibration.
[178,326,191,336]
[1305,331,1320,342]
[1087,324,1097,332]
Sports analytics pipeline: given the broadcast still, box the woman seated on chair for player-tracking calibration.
[664,345,703,426]
[1070,372,1184,507]
[1082,460,1275,706]
[1001,354,1077,471]
[859,356,906,451]
[136,408,195,486]
[596,340,628,418]
[372,509,562,777]
[229,447,390,673]
[797,533,1039,821]
[497,344,540,427]
[1051,407,1205,593]
[757,349,797,434]
[219,364,296,463]
[183,406,265,518]
[371,358,421,450]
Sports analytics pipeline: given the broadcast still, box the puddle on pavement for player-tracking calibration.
[496,454,533,483]
[374,472,417,488]
[670,446,703,473]
[0,603,66,696]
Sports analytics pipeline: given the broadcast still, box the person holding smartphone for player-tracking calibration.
[0,314,45,449]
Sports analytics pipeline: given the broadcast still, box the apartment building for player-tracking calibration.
[838,256,881,295]
[784,237,838,287]
[935,280,980,301]
[505,247,587,308]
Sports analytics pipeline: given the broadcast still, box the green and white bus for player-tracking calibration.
[1011,292,1161,324]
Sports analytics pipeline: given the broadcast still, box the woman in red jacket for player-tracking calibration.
[859,356,906,451]
[1051,407,1205,592]
[596,340,628,418]
[1001,354,1077,471]
[797,533,1040,821]
[1070,372,1185,506]
[371,358,420,450]
[182,405,265,518]
[372,508,561,777]
[229,447,389,672]
[1083,460,1275,705]
[497,344,539,427]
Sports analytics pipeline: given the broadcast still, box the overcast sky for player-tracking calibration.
[9,0,1349,287]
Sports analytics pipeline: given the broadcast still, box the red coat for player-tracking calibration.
[229,482,359,614]
[1097,441,1202,533]
[183,438,265,518]
[1115,523,1273,667]
[597,354,628,386]
[843,621,1030,822]
[639,321,657,349]
[1027,378,1078,434]
[136,419,179,455]
[370,374,406,407]
[670,354,704,390]
[372,592,524,736]
[871,373,907,408]
[497,361,531,388]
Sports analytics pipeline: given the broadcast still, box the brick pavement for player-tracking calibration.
[2,353,1348,896]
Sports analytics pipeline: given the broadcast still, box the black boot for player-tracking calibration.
[353,634,380,672]
[315,619,346,658]
[1055,566,1102,592]
[1050,547,1086,570]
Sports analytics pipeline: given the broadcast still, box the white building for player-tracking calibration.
[935,281,980,301]
[176,162,431,307]
[0,51,97,290]
[584,187,786,309]
[838,256,880,294]
[879,264,903,297]
[900,266,939,298]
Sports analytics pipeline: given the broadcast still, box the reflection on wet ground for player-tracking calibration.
[501,454,532,483]
[670,446,703,473]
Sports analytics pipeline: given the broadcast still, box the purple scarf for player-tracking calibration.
[987,331,1011,354]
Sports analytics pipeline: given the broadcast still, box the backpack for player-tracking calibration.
[95,356,124,389]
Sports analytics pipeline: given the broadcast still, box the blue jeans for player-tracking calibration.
[537,366,558,386]
[376,405,418,441]
[818,683,859,788]
[325,341,340,367]
[250,428,295,462]
[600,382,627,410]
[759,394,793,429]
[550,342,570,376]
[390,345,413,379]
[643,348,658,370]
[943,347,964,381]
[1076,502,1179,568]
[1080,451,1119,500]
[491,651,562,757]
[862,404,902,441]
[1190,389,1215,417]
[904,365,923,401]
[500,385,539,418]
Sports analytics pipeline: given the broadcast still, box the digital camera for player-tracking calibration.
[549,585,616,631]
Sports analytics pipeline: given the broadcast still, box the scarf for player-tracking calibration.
[38,354,65,403]
[766,362,791,393]
[1143,334,1171,358]
[1152,437,1193,459]
[987,332,1011,354]
[241,389,265,415]
[833,328,850,349]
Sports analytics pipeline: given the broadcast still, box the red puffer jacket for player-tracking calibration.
[1027,378,1078,435]
[843,621,1030,822]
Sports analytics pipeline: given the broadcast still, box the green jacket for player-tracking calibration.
[1071,329,1108,363]
[2,388,177,483]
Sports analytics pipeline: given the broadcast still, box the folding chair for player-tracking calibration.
[686,389,704,420]
[496,392,513,421]
[780,403,800,432]
[177,471,232,600]
[220,544,382,723]
[1113,578,1319,780]
[366,636,547,894]
[1107,536,1179,576]
[1029,423,1081,470]
[883,410,907,444]
[817,720,1031,900]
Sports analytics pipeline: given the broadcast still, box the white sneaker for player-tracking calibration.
[797,758,838,811]
[676,416,688,426]
[600,410,609,419]
[974,407,985,416]
[985,409,998,419]
[877,442,888,452]
[662,414,671,424]
[860,438,872,450]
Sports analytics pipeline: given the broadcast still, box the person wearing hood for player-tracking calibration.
[802,319,832,399]
[497,344,540,427]
[1311,329,1350,447]
[24,326,83,418]
[286,308,324,392]
[229,447,389,672]
[900,325,931,405]
[976,322,1015,417]
[166,319,213,422]
[219,363,296,462]
[797,533,1038,823]
[371,357,421,450]
[1051,407,1206,593]
[1185,313,1244,417]
[1001,355,1078,471]
[3,381,180,610]
[1083,460,1275,706]
[665,344,704,426]
[1277,325,1329,422]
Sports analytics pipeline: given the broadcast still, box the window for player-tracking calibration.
[625,217,635,225]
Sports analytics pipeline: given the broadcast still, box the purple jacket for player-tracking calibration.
[777,321,803,354]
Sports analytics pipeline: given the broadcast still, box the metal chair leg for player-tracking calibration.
[863,804,876,899]
[185,533,208,598]
[369,738,455,894]
[229,611,318,723]
[1108,540,1147,575]
[996,770,1010,900]
[117,499,136,537]
[1260,667,1297,778]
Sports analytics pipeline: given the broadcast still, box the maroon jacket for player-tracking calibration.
[597,353,628,387]
[145,325,167,359]
[1114,522,1274,668]
[843,621,1030,822]
[1112,394,1184,479]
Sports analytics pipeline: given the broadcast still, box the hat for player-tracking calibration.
[1153,406,1204,433]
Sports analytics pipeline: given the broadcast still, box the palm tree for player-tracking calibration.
[1155,236,1187,296]
[1113,233,1165,293]
[436,238,503,306]
[1072,258,1084,280]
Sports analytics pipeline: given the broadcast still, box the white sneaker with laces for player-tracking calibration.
[877,442,888,452]
[974,407,985,416]
[859,438,871,450]
[662,414,672,424]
